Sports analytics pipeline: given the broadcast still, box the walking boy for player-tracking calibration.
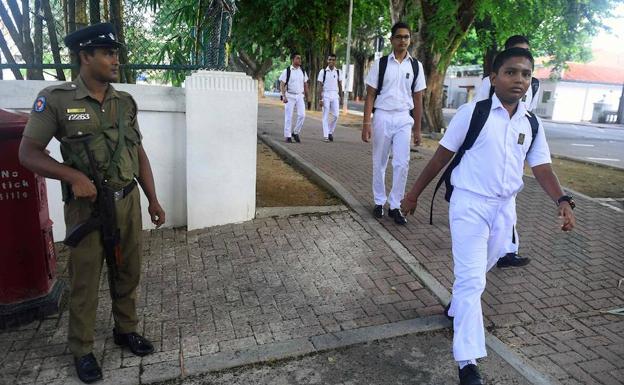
[400,48,575,385]
[279,52,309,143]
[475,35,542,268]
[317,53,343,142]
[362,22,426,225]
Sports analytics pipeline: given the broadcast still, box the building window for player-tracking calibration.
[541,91,551,104]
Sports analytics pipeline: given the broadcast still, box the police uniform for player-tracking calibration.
[279,66,308,138]
[474,76,541,261]
[439,94,551,362]
[365,52,426,211]
[317,67,343,140]
[23,24,145,361]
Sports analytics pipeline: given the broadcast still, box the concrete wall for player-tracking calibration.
[0,73,257,240]
[443,75,482,108]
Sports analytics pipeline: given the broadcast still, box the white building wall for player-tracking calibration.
[551,81,621,122]
[0,74,257,240]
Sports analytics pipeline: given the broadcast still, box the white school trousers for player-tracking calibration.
[372,109,413,209]
[446,188,516,361]
[284,93,306,138]
[322,92,340,138]
[504,196,520,254]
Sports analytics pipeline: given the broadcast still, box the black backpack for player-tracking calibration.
[322,68,340,84]
[487,76,540,101]
[429,98,540,224]
[374,55,420,115]
[285,66,307,92]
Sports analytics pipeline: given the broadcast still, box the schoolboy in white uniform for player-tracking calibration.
[280,52,309,143]
[400,48,576,385]
[317,53,344,142]
[475,35,542,269]
[362,22,426,225]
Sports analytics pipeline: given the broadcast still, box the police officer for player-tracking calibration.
[19,23,165,383]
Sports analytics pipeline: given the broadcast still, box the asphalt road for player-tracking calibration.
[346,100,624,169]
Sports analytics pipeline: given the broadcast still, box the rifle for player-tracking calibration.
[61,133,123,299]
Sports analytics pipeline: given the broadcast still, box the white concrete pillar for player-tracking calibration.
[184,71,257,230]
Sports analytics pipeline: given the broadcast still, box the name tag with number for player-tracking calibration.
[68,113,91,121]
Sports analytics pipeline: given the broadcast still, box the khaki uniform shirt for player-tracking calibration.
[24,76,143,191]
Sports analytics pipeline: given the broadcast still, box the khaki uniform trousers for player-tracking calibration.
[64,186,142,357]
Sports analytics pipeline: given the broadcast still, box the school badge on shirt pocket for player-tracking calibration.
[517,133,525,145]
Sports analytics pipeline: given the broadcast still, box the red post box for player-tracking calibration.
[0,109,64,328]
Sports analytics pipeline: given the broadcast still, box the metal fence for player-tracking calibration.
[0,0,235,86]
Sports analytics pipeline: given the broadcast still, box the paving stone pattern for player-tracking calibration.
[259,103,624,385]
[0,210,441,384]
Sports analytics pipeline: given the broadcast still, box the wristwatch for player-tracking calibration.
[557,195,576,209]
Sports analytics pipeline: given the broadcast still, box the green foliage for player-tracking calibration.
[454,0,621,70]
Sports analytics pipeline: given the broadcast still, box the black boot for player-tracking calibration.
[388,208,407,225]
[74,353,103,383]
[458,364,484,385]
[497,252,530,268]
[113,328,155,356]
[373,205,384,218]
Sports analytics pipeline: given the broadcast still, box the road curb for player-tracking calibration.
[258,132,560,385]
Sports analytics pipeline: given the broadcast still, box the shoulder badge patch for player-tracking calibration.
[33,96,46,112]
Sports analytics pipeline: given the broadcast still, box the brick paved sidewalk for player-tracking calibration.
[259,102,624,385]
[1,211,448,384]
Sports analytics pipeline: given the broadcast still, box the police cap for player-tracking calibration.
[64,22,123,52]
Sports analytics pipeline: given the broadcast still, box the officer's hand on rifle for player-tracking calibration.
[70,172,97,202]
[148,201,166,228]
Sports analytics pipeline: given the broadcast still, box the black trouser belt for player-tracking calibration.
[112,180,137,201]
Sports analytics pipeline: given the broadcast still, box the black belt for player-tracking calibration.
[112,180,137,201]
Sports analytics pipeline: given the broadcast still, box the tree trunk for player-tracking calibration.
[389,0,405,24]
[33,0,45,79]
[416,0,478,132]
[75,0,88,30]
[68,0,76,33]
[231,50,273,99]
[102,0,108,20]
[21,0,39,79]
[474,16,496,76]
[0,32,24,79]
[89,0,100,23]
[109,0,133,83]
[43,0,66,80]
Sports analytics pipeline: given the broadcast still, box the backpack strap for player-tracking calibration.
[526,110,539,153]
[323,69,327,84]
[410,58,419,92]
[531,77,540,100]
[429,99,492,224]
[376,56,389,95]
[337,69,340,82]
[285,67,291,92]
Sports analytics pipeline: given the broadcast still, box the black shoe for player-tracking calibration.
[113,328,154,356]
[444,302,453,321]
[285,137,293,143]
[328,133,334,142]
[388,208,407,225]
[293,133,301,143]
[74,353,103,384]
[373,205,384,218]
[496,252,530,268]
[459,364,484,385]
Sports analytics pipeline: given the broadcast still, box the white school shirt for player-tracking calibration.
[439,94,551,199]
[279,66,309,95]
[474,76,540,112]
[317,67,343,93]
[365,52,426,112]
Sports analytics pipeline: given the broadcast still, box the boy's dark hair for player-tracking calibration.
[391,22,410,36]
[492,47,534,73]
[328,53,336,58]
[291,52,301,60]
[504,35,530,49]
